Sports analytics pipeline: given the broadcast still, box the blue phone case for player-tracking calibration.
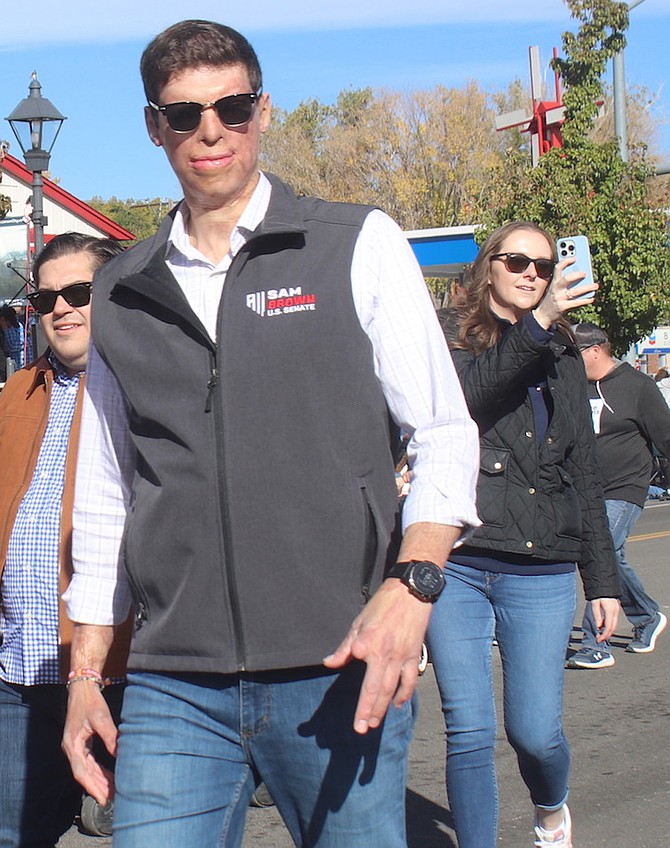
[556,236,594,297]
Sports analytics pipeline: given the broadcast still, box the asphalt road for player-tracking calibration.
[58,500,670,847]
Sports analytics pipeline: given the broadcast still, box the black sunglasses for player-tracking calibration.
[148,91,261,133]
[491,253,556,281]
[28,282,92,315]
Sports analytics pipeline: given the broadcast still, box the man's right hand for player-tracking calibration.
[62,680,119,805]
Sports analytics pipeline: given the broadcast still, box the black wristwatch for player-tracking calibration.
[386,560,445,603]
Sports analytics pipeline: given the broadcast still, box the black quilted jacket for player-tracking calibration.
[439,310,619,601]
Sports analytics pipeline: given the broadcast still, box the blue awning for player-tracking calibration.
[405,226,479,277]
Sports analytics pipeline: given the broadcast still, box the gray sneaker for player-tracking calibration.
[626,611,667,653]
[566,645,614,669]
[250,783,275,808]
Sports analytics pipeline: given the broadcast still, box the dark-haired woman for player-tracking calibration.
[427,221,620,848]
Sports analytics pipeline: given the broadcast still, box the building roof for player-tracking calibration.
[1,152,134,241]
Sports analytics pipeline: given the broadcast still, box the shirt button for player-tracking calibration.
[547,437,554,444]
[525,541,534,549]
[528,487,536,495]
[525,431,533,438]
[494,462,503,470]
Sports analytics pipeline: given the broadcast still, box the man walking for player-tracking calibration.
[62,20,480,848]
[568,322,669,669]
[0,233,129,847]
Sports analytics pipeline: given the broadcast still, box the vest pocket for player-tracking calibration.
[359,486,379,602]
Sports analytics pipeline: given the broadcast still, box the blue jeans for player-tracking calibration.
[0,681,79,848]
[581,499,658,646]
[0,679,123,848]
[427,563,576,848]
[113,663,414,847]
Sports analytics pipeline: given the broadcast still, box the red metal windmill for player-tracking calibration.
[495,46,565,166]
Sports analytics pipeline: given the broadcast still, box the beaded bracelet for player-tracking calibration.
[67,667,111,691]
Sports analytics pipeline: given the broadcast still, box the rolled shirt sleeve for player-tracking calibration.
[351,210,480,535]
[63,343,135,625]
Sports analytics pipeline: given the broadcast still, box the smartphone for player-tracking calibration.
[556,236,595,299]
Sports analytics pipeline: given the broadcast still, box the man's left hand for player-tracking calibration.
[590,596,621,642]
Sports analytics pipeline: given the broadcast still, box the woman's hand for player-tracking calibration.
[532,257,598,330]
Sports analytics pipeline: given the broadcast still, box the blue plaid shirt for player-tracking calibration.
[2,324,25,369]
[0,357,81,685]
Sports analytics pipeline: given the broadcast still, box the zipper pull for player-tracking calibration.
[205,367,218,412]
[135,601,147,629]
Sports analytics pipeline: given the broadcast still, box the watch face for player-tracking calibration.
[410,562,445,598]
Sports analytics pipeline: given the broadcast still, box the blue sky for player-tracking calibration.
[1,0,668,203]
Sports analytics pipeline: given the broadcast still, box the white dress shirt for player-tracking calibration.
[65,173,479,625]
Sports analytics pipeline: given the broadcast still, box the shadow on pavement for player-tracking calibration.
[406,788,457,848]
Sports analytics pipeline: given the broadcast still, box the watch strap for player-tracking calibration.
[385,561,418,580]
[386,560,440,579]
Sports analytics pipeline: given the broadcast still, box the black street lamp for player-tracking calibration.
[5,72,66,261]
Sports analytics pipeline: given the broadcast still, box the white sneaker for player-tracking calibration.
[533,804,572,847]
[418,642,428,675]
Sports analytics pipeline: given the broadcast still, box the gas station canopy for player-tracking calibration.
[406,225,479,278]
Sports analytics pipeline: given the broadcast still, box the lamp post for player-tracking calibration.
[5,72,66,261]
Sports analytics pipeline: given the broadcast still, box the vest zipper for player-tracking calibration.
[212,261,248,671]
[205,366,218,413]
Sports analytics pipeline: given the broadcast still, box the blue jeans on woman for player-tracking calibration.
[427,562,576,848]
[581,499,657,645]
[112,662,414,848]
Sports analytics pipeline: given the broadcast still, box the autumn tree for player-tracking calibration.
[261,83,516,229]
[484,0,670,354]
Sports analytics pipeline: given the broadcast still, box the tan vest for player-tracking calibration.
[0,356,130,679]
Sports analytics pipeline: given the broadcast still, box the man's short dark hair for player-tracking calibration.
[32,232,125,289]
[140,20,263,105]
[572,322,610,351]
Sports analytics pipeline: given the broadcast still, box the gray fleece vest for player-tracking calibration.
[92,175,401,674]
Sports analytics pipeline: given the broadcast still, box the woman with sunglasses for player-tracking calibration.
[427,221,620,848]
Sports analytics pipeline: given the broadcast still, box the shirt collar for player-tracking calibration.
[47,350,82,385]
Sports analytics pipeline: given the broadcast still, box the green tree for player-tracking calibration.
[484,0,670,355]
[86,196,174,242]
[591,84,670,211]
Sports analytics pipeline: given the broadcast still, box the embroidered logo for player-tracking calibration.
[246,287,317,317]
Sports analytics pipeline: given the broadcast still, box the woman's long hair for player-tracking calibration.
[450,221,571,355]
